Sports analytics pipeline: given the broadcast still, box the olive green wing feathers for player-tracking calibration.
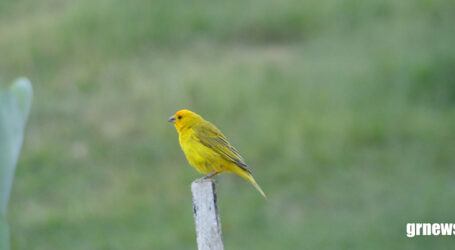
[193,120,251,173]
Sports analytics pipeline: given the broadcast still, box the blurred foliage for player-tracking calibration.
[0,215,9,250]
[1,0,454,249]
[0,78,33,250]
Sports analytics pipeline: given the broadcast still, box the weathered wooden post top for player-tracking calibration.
[191,179,224,250]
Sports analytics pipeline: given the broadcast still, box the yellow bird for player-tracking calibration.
[168,109,266,198]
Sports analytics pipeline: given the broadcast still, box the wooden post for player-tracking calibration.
[191,179,224,250]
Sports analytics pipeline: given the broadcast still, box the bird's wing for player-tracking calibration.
[193,121,251,173]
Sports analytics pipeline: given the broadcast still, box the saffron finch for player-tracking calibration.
[168,109,266,198]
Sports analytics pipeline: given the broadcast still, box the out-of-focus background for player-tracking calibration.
[1,0,455,249]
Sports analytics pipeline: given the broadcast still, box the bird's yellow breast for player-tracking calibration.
[178,128,230,174]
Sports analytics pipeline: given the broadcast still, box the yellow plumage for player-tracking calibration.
[168,109,266,198]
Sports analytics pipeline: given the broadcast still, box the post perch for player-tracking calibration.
[191,179,224,250]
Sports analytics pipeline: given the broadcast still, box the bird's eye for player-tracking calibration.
[178,115,182,120]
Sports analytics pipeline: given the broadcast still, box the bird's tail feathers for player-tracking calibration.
[234,167,266,199]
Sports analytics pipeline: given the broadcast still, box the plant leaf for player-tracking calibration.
[9,78,33,122]
[0,78,33,215]
[0,214,9,250]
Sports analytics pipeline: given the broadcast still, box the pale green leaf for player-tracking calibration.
[0,77,33,215]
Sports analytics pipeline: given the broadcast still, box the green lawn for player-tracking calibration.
[1,0,455,249]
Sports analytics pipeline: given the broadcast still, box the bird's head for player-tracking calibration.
[168,109,202,131]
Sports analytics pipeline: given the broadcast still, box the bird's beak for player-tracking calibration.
[168,115,176,123]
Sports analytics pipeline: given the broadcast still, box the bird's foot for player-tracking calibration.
[196,171,219,182]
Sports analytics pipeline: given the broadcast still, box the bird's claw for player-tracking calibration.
[195,171,218,182]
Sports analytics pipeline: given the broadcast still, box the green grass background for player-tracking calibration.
[1,0,455,249]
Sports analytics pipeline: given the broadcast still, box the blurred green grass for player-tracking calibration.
[1,0,455,249]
